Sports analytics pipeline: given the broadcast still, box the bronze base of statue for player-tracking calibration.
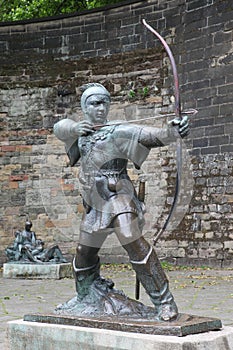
[24,312,222,337]
[24,279,222,336]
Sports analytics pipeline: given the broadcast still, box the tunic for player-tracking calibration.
[54,121,167,234]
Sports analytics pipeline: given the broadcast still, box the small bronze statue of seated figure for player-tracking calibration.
[5,221,67,264]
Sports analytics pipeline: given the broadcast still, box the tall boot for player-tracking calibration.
[73,257,101,301]
[55,258,102,313]
[73,257,116,305]
[131,247,178,321]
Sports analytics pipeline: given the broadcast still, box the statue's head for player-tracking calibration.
[80,83,111,124]
[25,220,32,231]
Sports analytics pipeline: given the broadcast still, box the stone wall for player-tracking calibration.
[0,0,233,267]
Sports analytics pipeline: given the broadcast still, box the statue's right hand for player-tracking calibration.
[72,121,94,136]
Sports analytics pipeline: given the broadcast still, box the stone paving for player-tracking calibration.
[0,264,233,349]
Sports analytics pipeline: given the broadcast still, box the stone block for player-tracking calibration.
[3,263,72,279]
[6,320,233,350]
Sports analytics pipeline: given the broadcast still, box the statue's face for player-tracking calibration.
[84,94,110,124]
[25,224,32,231]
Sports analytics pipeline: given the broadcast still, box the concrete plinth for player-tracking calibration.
[7,319,233,350]
[3,262,72,279]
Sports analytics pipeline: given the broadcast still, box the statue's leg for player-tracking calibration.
[21,247,37,262]
[129,240,178,321]
[54,246,67,263]
[73,230,108,300]
[43,245,67,263]
[114,213,178,321]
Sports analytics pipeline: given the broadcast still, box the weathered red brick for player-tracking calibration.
[61,183,74,191]
[9,181,19,189]
[45,220,55,228]
[15,145,32,152]
[9,175,29,181]
[2,145,16,152]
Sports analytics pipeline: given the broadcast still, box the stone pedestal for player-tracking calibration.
[7,319,233,350]
[3,262,72,279]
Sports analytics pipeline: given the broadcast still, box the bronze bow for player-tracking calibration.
[142,19,184,244]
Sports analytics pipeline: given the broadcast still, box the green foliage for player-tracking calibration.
[86,0,123,10]
[0,0,124,22]
[128,89,136,99]
[128,86,150,100]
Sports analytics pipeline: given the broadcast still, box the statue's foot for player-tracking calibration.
[55,282,159,319]
[157,300,178,321]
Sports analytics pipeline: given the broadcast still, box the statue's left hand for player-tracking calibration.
[170,115,189,138]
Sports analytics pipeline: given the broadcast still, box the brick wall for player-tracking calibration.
[0,0,233,267]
